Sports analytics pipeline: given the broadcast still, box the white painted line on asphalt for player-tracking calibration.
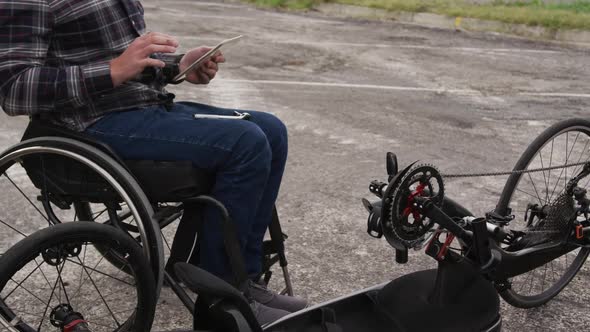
[149,8,255,20]
[398,44,560,54]
[278,40,563,54]
[217,79,590,99]
[520,92,590,98]
[218,79,480,95]
[176,36,561,54]
[147,1,243,8]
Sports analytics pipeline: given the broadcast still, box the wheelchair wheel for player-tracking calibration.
[496,118,590,308]
[0,222,156,331]
[0,137,164,294]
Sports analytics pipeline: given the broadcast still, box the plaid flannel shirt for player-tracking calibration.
[0,0,176,131]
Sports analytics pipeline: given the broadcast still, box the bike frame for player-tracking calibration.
[436,197,581,282]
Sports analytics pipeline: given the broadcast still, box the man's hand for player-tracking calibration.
[110,32,179,87]
[179,47,226,84]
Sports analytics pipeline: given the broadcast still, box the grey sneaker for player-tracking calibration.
[248,280,308,313]
[250,301,291,325]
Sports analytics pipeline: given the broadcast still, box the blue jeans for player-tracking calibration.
[85,102,288,279]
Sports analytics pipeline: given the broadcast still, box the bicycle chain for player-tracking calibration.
[440,161,589,179]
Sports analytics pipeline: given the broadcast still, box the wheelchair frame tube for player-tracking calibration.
[164,271,195,314]
[184,196,250,292]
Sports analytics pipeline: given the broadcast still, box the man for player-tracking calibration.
[0,0,306,324]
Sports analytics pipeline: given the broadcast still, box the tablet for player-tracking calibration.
[173,35,243,82]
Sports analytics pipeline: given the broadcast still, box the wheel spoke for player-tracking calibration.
[537,151,549,204]
[37,262,64,331]
[565,133,570,188]
[515,187,544,201]
[504,125,590,304]
[90,307,136,321]
[548,138,554,194]
[564,132,580,181]
[75,256,122,327]
[64,258,134,286]
[548,139,569,202]
[69,250,107,303]
[0,217,28,238]
[162,231,172,252]
[4,278,50,308]
[73,244,88,310]
[84,287,134,310]
[7,308,47,320]
[55,260,72,306]
[34,258,54,291]
[526,172,544,206]
[3,260,45,301]
[516,271,532,293]
[571,137,590,176]
[4,173,50,225]
[92,208,108,221]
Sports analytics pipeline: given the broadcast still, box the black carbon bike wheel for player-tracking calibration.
[0,222,157,331]
[496,118,590,308]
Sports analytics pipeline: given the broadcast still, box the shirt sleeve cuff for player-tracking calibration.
[80,61,114,95]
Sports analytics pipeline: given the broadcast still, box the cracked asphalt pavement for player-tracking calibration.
[1,0,590,330]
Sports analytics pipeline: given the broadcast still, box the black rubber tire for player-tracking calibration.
[496,118,590,308]
[0,137,164,294]
[0,222,157,331]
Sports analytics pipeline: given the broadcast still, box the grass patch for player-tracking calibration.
[247,0,590,30]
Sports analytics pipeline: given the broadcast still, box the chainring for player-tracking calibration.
[384,164,445,247]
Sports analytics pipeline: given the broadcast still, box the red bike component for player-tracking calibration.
[402,182,427,220]
[426,230,456,261]
[63,319,90,332]
[576,224,584,240]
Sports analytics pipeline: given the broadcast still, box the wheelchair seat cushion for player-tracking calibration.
[21,118,214,202]
[125,159,213,202]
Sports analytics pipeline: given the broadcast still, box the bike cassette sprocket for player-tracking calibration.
[385,164,445,247]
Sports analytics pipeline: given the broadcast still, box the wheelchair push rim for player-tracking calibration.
[0,137,164,296]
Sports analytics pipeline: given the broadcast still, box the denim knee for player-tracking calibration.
[269,114,288,158]
[251,112,288,160]
[230,123,272,174]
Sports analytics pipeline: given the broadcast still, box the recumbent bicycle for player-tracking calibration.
[1,118,590,331]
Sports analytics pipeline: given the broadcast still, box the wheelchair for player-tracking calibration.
[0,115,294,330]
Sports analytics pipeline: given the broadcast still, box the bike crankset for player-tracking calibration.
[383,164,445,248]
